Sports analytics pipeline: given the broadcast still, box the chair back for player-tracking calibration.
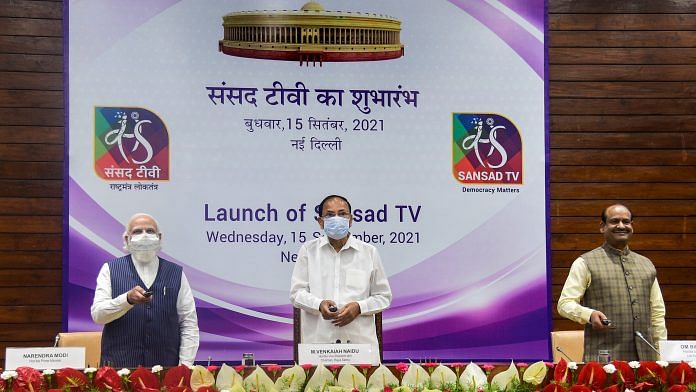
[293,307,383,363]
[56,331,102,368]
[551,330,584,363]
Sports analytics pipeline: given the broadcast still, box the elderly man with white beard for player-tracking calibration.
[91,213,199,367]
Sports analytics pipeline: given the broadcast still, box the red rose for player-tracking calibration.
[451,363,465,370]
[264,365,282,374]
[395,363,409,374]
[358,364,372,370]
[329,364,342,371]
[482,364,495,372]
[384,386,393,392]
[207,366,220,374]
[300,364,313,371]
[234,365,246,374]
[518,363,530,369]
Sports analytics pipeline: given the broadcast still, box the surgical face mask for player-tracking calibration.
[323,216,350,240]
[127,233,161,262]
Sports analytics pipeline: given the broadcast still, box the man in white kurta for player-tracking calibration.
[290,195,392,364]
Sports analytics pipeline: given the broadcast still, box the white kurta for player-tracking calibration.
[290,235,392,364]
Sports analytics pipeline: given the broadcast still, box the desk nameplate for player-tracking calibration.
[298,343,372,365]
[5,347,86,370]
[660,340,696,362]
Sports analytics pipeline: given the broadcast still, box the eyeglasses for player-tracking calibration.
[322,212,350,219]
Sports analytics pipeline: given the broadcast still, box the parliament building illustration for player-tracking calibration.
[218,2,404,66]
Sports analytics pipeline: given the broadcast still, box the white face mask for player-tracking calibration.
[126,233,161,262]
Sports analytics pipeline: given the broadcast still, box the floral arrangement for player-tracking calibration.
[0,361,694,392]
[543,359,696,392]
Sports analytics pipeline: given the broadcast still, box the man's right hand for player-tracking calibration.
[126,286,152,305]
[319,300,338,320]
[589,310,610,330]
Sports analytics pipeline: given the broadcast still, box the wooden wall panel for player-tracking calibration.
[0,0,64,363]
[549,1,696,341]
[0,0,694,364]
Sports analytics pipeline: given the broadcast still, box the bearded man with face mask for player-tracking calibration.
[91,213,199,367]
[290,195,392,364]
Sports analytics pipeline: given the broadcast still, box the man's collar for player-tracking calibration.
[318,235,331,248]
[344,234,358,250]
[602,242,630,256]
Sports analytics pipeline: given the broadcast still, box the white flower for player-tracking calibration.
[625,389,635,392]
[1,371,17,380]
[689,361,696,369]
[84,367,98,374]
[42,369,55,376]
[628,361,641,369]
[117,368,131,377]
[656,360,669,368]
[568,362,578,370]
[152,365,163,373]
[603,364,617,374]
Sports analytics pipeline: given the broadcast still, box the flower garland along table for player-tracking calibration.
[1,359,694,392]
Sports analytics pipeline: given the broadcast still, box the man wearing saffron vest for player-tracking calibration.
[290,195,392,365]
[91,213,199,367]
[558,204,667,361]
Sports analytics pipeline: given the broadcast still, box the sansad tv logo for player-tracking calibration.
[94,107,169,181]
[452,113,522,184]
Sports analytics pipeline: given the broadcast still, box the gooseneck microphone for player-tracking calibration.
[555,346,576,362]
[635,331,660,355]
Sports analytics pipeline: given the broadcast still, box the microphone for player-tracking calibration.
[54,334,60,347]
[555,346,576,362]
[635,331,660,355]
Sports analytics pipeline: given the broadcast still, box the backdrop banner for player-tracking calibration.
[66,0,550,362]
